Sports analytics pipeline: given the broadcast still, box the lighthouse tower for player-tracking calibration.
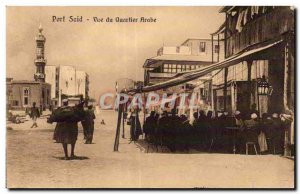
[34,24,46,82]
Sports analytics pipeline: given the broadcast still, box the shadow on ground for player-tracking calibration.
[53,156,90,160]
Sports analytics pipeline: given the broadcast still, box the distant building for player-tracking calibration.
[6,24,51,110]
[181,38,225,62]
[143,38,224,116]
[7,79,51,110]
[45,65,89,107]
[45,65,57,99]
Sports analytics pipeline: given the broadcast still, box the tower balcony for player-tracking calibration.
[34,59,47,63]
[35,36,46,41]
[34,73,45,79]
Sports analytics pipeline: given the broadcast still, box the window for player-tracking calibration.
[23,87,29,106]
[163,64,170,73]
[163,64,179,74]
[176,46,180,53]
[214,45,220,53]
[200,42,206,53]
[186,65,191,70]
[177,64,182,72]
[13,100,19,106]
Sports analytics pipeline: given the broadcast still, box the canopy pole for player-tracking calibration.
[122,104,125,138]
[113,95,123,152]
[223,67,228,111]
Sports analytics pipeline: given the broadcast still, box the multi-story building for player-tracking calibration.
[45,65,89,107]
[210,6,294,116]
[144,38,224,116]
[45,65,57,99]
[181,38,225,62]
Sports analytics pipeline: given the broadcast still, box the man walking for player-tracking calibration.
[82,104,96,144]
[30,102,40,128]
[49,99,83,160]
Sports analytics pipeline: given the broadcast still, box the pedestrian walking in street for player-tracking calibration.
[48,99,84,160]
[30,102,40,128]
[82,104,96,144]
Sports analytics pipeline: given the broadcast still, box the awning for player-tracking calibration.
[129,39,283,94]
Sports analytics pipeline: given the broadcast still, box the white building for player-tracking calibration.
[45,65,57,99]
[75,70,87,98]
[45,65,89,107]
[59,65,77,97]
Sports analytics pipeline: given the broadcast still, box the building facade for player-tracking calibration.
[45,65,89,106]
[210,6,294,116]
[7,79,51,110]
[45,65,57,99]
[181,38,225,62]
[144,38,224,116]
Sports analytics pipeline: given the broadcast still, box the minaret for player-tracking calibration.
[34,24,46,82]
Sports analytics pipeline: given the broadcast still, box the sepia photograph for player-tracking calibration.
[5,6,295,189]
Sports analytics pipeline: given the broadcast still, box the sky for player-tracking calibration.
[6,6,224,99]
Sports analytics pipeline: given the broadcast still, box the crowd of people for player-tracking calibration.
[140,105,293,154]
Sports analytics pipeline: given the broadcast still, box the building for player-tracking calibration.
[58,65,77,97]
[6,25,51,110]
[34,24,47,82]
[209,6,294,116]
[45,65,57,99]
[181,38,225,62]
[75,70,88,98]
[145,38,224,86]
[144,38,224,116]
[45,65,89,107]
[7,79,51,110]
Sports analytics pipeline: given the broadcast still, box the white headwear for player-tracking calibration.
[217,112,223,117]
[224,112,228,116]
[251,113,258,119]
[235,110,241,115]
[272,113,279,118]
[62,99,68,103]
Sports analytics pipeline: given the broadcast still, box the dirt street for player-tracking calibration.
[6,110,294,188]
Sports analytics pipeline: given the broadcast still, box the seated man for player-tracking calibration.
[241,113,260,153]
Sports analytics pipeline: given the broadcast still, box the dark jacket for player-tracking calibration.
[30,107,40,118]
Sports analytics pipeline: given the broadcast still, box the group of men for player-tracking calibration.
[142,106,293,154]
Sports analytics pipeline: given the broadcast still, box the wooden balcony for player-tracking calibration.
[225,7,294,58]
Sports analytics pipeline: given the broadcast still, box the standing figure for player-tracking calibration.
[30,102,40,128]
[129,109,142,142]
[49,99,83,160]
[82,105,96,144]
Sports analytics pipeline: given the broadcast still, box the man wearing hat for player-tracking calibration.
[30,102,40,128]
[81,103,96,144]
[271,112,284,154]
[240,113,259,153]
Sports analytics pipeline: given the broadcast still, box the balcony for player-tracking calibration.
[225,7,294,57]
[35,59,47,63]
[148,72,176,78]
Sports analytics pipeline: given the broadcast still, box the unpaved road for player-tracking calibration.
[6,110,294,188]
